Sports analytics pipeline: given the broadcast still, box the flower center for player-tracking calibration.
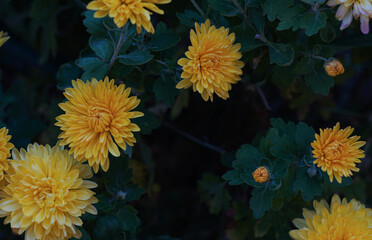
[324,140,344,160]
[88,104,113,132]
[199,53,223,69]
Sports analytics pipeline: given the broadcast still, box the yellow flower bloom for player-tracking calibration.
[0,143,98,240]
[87,0,171,33]
[289,194,372,239]
[55,77,144,173]
[252,166,270,183]
[176,20,244,102]
[0,127,13,181]
[311,123,365,183]
[324,58,344,77]
[327,0,372,34]
[0,31,10,47]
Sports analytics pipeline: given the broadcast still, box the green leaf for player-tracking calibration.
[207,0,239,17]
[83,11,111,37]
[268,43,294,66]
[56,63,82,91]
[116,205,141,233]
[301,11,327,36]
[234,25,265,52]
[320,23,336,43]
[109,62,134,78]
[89,37,114,61]
[176,9,205,27]
[146,22,180,51]
[249,187,274,219]
[124,184,146,201]
[293,168,322,201]
[277,5,307,31]
[75,57,109,81]
[198,173,231,214]
[304,60,334,95]
[295,122,315,154]
[249,8,265,34]
[119,50,153,65]
[132,110,161,135]
[153,78,178,108]
[264,0,293,21]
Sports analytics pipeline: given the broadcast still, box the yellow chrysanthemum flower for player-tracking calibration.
[289,194,372,239]
[0,143,98,240]
[311,123,365,183]
[0,127,14,181]
[327,0,372,34]
[176,20,244,102]
[87,0,171,33]
[55,77,144,173]
[0,31,10,48]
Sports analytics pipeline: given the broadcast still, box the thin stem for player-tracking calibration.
[108,24,128,71]
[191,0,208,20]
[312,55,328,62]
[255,85,272,111]
[232,0,256,32]
[72,0,86,9]
[164,122,225,154]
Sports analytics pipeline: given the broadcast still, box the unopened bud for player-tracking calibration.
[324,58,344,77]
[252,166,270,183]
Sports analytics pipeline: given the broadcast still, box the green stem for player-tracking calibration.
[108,24,128,71]
[191,0,208,20]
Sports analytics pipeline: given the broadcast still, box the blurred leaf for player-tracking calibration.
[170,89,189,120]
[320,23,336,43]
[207,0,239,17]
[153,77,178,108]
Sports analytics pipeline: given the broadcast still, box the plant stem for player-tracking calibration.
[108,24,128,71]
[191,0,208,20]
[231,0,256,32]
[255,85,272,111]
[164,122,226,154]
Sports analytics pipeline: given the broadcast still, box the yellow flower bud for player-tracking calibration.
[252,166,270,183]
[324,58,344,77]
[0,31,10,48]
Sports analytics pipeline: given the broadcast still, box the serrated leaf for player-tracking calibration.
[56,63,82,91]
[295,122,315,154]
[264,0,293,21]
[147,22,179,51]
[301,11,327,36]
[207,0,239,17]
[83,11,110,37]
[268,43,294,66]
[89,37,114,61]
[277,5,307,31]
[153,78,178,108]
[119,50,153,65]
[304,60,334,95]
[116,205,141,233]
[249,187,274,219]
[176,9,205,27]
[293,168,322,201]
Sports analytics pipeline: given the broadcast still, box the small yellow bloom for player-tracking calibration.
[311,123,365,183]
[289,194,372,239]
[252,166,270,183]
[0,127,14,181]
[176,20,244,102]
[87,0,171,33]
[324,58,344,77]
[0,143,98,240]
[327,0,372,34]
[0,31,10,48]
[55,77,144,173]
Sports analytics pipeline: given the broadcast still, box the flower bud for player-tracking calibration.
[252,166,270,183]
[324,58,344,77]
